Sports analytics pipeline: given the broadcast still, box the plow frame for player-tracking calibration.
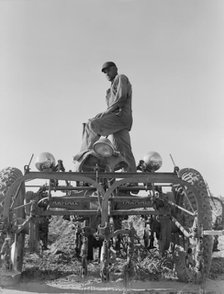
[0,169,216,282]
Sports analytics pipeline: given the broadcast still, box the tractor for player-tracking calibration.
[0,137,215,283]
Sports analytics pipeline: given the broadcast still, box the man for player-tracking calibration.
[74,61,136,173]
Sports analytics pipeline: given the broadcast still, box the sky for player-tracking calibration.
[0,0,224,196]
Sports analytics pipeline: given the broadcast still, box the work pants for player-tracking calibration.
[76,112,136,173]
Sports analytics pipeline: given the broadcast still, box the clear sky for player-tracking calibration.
[0,0,224,196]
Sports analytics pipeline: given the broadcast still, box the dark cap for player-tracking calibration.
[101,61,117,72]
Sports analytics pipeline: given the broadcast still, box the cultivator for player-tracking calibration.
[0,142,218,283]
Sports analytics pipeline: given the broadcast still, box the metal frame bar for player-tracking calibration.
[4,170,205,239]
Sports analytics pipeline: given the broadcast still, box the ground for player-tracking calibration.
[1,216,224,294]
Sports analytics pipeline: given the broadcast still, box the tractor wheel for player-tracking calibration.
[173,168,213,283]
[0,167,25,272]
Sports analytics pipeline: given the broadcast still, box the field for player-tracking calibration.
[1,215,224,294]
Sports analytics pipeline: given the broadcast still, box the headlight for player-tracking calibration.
[93,138,115,157]
[35,152,56,171]
[143,151,162,172]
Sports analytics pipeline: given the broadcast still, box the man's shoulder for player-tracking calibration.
[115,74,130,83]
[117,73,129,79]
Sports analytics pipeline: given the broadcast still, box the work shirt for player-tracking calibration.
[105,74,133,131]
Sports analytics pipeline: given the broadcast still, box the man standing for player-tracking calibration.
[74,61,136,173]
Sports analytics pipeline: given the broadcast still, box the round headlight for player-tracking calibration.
[93,137,115,157]
[35,152,56,171]
[143,151,162,172]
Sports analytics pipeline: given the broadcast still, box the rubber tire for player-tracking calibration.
[0,167,25,272]
[174,168,213,283]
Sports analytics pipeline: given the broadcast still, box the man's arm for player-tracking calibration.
[104,75,131,114]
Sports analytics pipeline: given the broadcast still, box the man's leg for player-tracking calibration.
[111,129,136,173]
[74,112,127,160]
[80,122,100,153]
[73,121,100,161]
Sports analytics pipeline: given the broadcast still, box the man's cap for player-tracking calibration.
[101,61,117,72]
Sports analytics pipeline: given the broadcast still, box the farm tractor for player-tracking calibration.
[0,137,219,283]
